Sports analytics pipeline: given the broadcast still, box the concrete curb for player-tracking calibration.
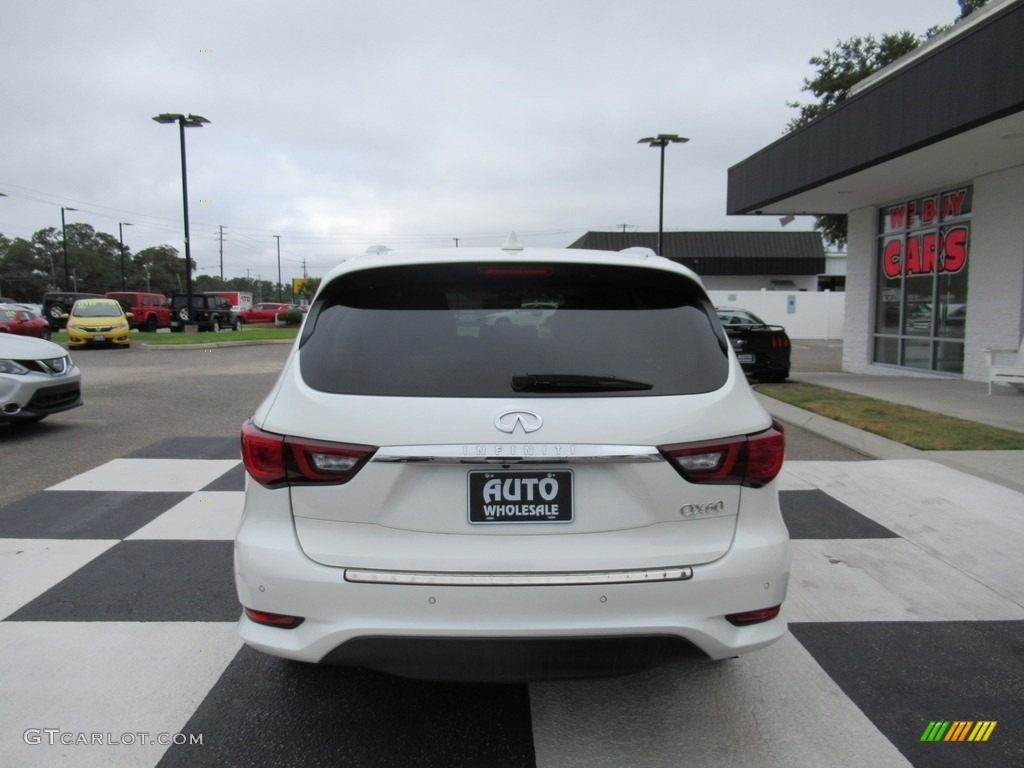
[756,393,1024,494]
[755,393,921,460]
[139,338,295,351]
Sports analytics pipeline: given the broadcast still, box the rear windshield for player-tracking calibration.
[299,262,729,397]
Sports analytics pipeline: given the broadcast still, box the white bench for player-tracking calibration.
[984,337,1024,394]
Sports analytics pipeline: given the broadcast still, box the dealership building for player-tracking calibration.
[727,0,1024,381]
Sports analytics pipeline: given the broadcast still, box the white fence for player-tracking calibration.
[708,290,845,340]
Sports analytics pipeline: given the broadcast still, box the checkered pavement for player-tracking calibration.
[1,437,1021,767]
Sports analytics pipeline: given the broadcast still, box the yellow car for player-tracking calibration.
[65,298,134,348]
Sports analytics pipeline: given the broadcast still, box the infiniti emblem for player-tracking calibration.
[494,410,544,434]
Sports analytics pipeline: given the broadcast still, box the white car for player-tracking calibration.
[0,334,83,423]
[236,239,789,680]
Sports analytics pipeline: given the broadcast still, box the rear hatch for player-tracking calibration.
[254,256,774,572]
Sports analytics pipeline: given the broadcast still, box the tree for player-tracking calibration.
[785,0,991,247]
[131,245,189,294]
[295,277,321,303]
[0,235,51,301]
[786,32,921,133]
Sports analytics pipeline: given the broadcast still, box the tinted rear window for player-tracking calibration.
[299,262,728,397]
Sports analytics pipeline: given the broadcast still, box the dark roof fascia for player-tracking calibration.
[568,231,826,276]
[726,0,1024,215]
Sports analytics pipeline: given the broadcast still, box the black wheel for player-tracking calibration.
[232,318,242,332]
[41,328,52,341]
[211,318,221,333]
[143,315,158,332]
[177,306,191,322]
[48,303,64,320]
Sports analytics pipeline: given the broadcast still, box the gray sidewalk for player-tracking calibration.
[757,348,1024,495]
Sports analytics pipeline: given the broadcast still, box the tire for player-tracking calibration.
[211,318,221,333]
[41,329,52,341]
[177,306,191,322]
[143,315,158,332]
[48,303,64,320]
[232,318,242,332]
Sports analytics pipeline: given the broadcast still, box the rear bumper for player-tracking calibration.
[234,488,790,679]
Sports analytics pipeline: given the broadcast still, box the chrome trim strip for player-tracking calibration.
[345,566,693,586]
[371,444,663,465]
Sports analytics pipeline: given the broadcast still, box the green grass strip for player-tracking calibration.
[756,382,1024,451]
[53,327,299,346]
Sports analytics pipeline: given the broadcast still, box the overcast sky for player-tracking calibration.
[0,0,959,283]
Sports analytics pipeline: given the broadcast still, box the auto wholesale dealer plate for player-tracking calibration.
[468,470,574,524]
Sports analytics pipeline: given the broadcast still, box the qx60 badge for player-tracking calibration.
[494,409,544,434]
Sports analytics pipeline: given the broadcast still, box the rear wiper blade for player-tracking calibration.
[511,373,654,392]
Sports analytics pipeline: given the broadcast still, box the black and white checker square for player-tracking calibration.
[0,439,1021,767]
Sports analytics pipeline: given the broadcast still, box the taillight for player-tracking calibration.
[243,607,304,628]
[659,422,785,488]
[241,419,375,488]
[726,605,781,626]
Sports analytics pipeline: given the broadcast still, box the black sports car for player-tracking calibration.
[716,307,791,383]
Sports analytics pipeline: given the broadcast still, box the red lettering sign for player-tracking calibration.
[888,206,906,230]
[941,189,967,220]
[881,226,969,277]
[941,226,968,273]
[883,239,902,278]
[921,197,937,224]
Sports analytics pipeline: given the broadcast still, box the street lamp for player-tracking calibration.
[61,206,78,290]
[118,222,132,290]
[274,235,282,301]
[637,133,689,256]
[152,112,210,323]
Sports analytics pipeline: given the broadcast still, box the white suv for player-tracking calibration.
[236,240,789,680]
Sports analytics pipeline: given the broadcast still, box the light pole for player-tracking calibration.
[637,134,689,256]
[118,222,132,290]
[61,206,78,290]
[152,113,210,323]
[274,235,282,301]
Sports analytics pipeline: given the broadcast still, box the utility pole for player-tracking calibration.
[274,235,282,301]
[218,225,227,281]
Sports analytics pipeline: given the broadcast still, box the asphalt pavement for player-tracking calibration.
[1,336,1022,767]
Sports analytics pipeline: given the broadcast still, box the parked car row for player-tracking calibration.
[37,290,275,332]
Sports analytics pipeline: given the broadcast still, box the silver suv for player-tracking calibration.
[236,240,789,680]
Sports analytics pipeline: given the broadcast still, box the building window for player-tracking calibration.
[873,186,971,373]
